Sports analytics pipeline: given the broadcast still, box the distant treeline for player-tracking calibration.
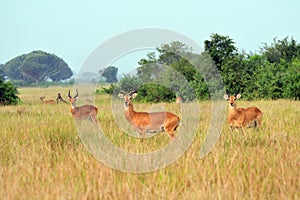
[1,34,299,105]
[105,34,300,101]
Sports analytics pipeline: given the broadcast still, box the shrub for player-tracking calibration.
[0,80,20,105]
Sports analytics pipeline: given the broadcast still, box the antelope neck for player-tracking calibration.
[71,102,76,109]
[229,104,238,113]
[124,103,135,119]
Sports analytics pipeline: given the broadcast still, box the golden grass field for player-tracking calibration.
[0,86,299,199]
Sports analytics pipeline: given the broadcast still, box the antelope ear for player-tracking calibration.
[236,93,241,99]
[131,92,138,99]
[118,93,124,99]
[223,94,229,100]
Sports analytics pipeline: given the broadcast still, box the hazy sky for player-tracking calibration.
[1,0,299,73]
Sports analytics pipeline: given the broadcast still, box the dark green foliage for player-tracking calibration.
[281,58,300,100]
[137,84,175,102]
[106,34,300,101]
[101,84,118,95]
[261,37,300,63]
[0,64,4,81]
[204,33,238,71]
[119,75,142,92]
[157,41,189,65]
[0,80,20,105]
[1,63,20,105]
[3,50,72,85]
[101,66,118,83]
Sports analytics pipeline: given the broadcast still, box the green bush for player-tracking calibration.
[0,80,20,105]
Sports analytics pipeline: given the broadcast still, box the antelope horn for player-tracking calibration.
[119,90,126,95]
[129,89,137,96]
[74,89,78,98]
[68,89,71,98]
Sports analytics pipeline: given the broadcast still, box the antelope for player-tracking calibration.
[68,89,98,124]
[118,90,180,139]
[56,93,68,103]
[176,96,183,104]
[40,95,56,104]
[224,93,263,134]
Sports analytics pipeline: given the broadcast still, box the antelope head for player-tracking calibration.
[68,89,79,107]
[40,96,45,101]
[223,93,241,108]
[118,90,137,110]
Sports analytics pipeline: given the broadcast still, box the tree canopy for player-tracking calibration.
[100,66,118,83]
[3,50,73,85]
[0,80,20,105]
[104,34,300,101]
[0,64,4,81]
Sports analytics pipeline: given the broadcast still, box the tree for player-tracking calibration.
[0,80,20,105]
[101,66,118,83]
[0,64,4,81]
[3,50,73,85]
[20,56,48,83]
[111,36,300,101]
[136,42,199,101]
[204,33,238,70]
[220,54,249,96]
[137,52,158,82]
[3,54,31,83]
[119,75,142,92]
[242,54,268,99]
[261,37,300,63]
[281,58,300,100]
[157,41,190,65]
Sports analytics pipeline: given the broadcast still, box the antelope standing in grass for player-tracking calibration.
[118,90,180,139]
[40,95,56,104]
[68,89,98,124]
[224,93,263,134]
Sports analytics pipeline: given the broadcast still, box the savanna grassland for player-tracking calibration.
[0,86,299,199]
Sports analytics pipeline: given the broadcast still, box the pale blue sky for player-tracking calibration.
[1,0,299,73]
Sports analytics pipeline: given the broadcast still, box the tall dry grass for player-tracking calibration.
[0,86,299,199]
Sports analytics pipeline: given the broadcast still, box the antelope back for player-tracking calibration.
[72,105,98,119]
[244,106,263,121]
[40,96,56,104]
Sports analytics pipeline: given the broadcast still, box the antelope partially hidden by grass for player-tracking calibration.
[68,89,98,124]
[118,90,180,139]
[224,93,263,134]
[40,95,56,104]
[176,96,183,105]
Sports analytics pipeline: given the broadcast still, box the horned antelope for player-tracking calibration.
[118,90,180,139]
[40,95,56,104]
[224,93,262,134]
[68,89,98,124]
